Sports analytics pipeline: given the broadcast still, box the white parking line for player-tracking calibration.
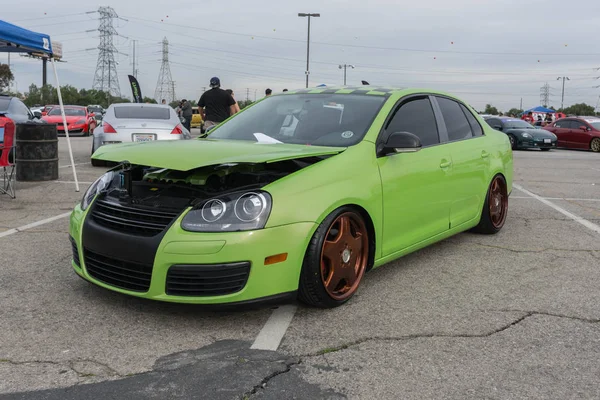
[251,304,297,351]
[54,181,94,185]
[511,196,600,202]
[59,162,90,169]
[0,212,71,239]
[513,183,600,234]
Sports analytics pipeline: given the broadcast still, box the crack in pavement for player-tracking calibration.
[242,359,302,399]
[0,358,123,378]
[303,311,600,358]
[469,243,600,254]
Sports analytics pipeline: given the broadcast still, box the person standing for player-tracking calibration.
[225,89,241,114]
[265,88,272,97]
[180,99,192,132]
[198,77,237,131]
[161,99,167,105]
[522,111,534,124]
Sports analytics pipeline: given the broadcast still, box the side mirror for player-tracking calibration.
[491,125,502,131]
[89,112,95,118]
[378,131,422,156]
[33,111,42,119]
[580,126,589,131]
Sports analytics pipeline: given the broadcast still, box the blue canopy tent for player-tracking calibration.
[0,19,79,191]
[523,106,555,114]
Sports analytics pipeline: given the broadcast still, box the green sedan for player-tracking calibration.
[70,87,512,308]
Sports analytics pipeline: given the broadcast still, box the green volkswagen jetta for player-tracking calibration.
[70,87,513,308]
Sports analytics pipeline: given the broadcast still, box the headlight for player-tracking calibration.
[522,132,532,139]
[81,171,115,210]
[75,119,87,125]
[181,191,272,232]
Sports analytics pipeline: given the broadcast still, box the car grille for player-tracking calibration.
[70,236,80,266]
[84,248,153,292]
[91,199,180,237]
[166,262,251,297]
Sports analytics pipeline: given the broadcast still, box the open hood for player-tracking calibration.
[92,138,345,171]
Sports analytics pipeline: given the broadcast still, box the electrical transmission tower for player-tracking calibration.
[540,83,551,107]
[92,6,127,98]
[154,37,175,103]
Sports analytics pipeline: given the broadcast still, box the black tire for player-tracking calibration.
[540,148,551,151]
[508,134,517,150]
[298,207,370,308]
[90,145,105,167]
[590,137,600,153]
[471,174,508,235]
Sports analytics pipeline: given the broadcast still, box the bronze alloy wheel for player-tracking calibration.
[319,212,369,301]
[591,138,600,153]
[489,176,508,229]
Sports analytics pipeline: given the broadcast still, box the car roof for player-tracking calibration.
[499,117,523,122]
[111,103,171,108]
[281,86,463,97]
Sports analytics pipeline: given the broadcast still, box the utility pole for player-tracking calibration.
[154,37,175,103]
[92,6,127,98]
[131,40,138,77]
[520,97,523,110]
[338,64,355,85]
[540,83,551,107]
[557,76,570,110]
[298,13,320,88]
[254,89,257,101]
[246,88,250,102]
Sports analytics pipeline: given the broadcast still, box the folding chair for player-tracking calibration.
[0,119,16,198]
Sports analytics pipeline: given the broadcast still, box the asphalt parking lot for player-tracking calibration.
[1,132,600,399]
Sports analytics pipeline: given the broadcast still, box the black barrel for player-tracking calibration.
[15,123,59,181]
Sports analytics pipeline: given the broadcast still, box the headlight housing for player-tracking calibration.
[81,171,115,210]
[522,132,533,139]
[181,191,272,232]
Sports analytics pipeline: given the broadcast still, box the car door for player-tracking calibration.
[376,95,452,256]
[550,119,570,147]
[432,97,488,228]
[569,120,591,149]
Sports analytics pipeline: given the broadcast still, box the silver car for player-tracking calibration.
[92,103,191,166]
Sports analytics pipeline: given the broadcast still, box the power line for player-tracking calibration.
[92,6,127,98]
[155,37,175,103]
[540,83,551,107]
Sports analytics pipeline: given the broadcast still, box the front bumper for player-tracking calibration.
[518,138,557,149]
[58,124,86,134]
[69,204,316,304]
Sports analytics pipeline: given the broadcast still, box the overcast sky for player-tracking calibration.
[4,0,600,110]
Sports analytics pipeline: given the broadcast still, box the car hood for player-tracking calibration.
[506,128,556,139]
[92,138,346,171]
[43,115,83,123]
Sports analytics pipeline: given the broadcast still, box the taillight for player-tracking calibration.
[103,122,117,133]
[171,124,183,134]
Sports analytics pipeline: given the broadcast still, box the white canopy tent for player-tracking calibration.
[0,19,79,191]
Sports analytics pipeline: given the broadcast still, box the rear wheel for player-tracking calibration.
[591,138,600,153]
[541,148,551,151]
[298,208,369,308]
[472,174,508,234]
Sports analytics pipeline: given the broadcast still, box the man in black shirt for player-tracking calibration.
[198,77,237,131]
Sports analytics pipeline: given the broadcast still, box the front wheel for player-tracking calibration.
[298,208,369,308]
[508,134,516,150]
[541,148,551,151]
[590,137,600,153]
[471,174,508,234]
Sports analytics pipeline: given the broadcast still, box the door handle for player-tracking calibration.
[439,160,452,169]
[481,151,490,159]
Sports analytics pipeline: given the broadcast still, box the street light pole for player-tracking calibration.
[557,76,570,110]
[339,64,355,85]
[298,13,320,88]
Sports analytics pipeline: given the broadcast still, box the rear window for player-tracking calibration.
[0,97,10,112]
[114,106,171,119]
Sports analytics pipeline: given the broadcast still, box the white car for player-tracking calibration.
[91,103,191,167]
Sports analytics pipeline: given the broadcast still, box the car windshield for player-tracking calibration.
[208,93,386,147]
[0,97,10,113]
[114,106,171,119]
[503,119,534,129]
[48,108,86,116]
[88,107,102,113]
[588,121,600,130]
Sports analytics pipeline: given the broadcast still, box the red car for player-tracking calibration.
[544,117,600,152]
[42,106,97,136]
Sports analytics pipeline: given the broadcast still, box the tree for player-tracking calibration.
[0,64,14,92]
[560,103,595,116]
[507,108,524,117]
[142,97,157,104]
[484,104,500,115]
[238,100,254,110]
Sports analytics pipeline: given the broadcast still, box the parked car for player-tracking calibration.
[41,105,57,116]
[486,117,557,150]
[42,105,97,136]
[0,94,41,124]
[91,103,191,166]
[543,117,600,152]
[71,87,513,308]
[191,106,203,129]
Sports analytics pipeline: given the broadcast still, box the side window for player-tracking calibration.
[571,121,586,130]
[487,118,502,131]
[386,97,439,146]
[436,97,472,141]
[460,104,483,136]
